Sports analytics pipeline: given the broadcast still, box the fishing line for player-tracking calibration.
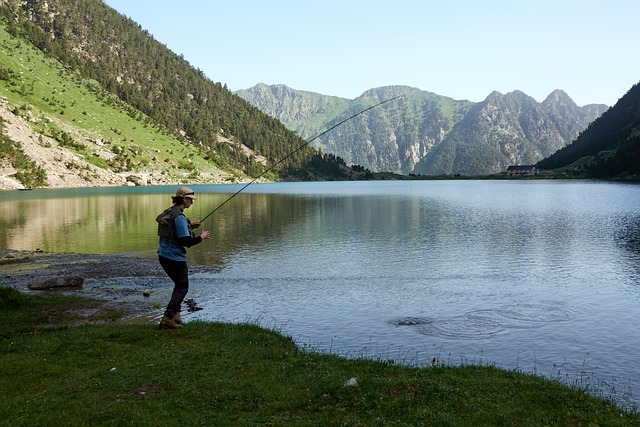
[200,95,402,222]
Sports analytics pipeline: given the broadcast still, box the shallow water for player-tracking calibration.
[2,180,640,407]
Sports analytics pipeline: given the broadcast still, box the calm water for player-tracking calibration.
[2,180,639,407]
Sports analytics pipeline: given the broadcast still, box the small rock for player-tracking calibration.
[184,298,203,312]
[126,174,146,186]
[143,290,151,297]
[344,377,358,387]
[28,275,84,290]
[109,367,116,373]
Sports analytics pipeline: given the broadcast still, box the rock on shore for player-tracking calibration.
[0,249,216,323]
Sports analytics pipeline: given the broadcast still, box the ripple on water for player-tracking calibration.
[392,301,575,340]
[419,316,505,340]
[390,316,432,326]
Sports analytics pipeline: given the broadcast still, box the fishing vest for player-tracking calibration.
[156,205,184,245]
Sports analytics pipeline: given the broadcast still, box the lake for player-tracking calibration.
[1,180,639,408]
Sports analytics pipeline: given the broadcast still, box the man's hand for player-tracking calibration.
[201,230,210,240]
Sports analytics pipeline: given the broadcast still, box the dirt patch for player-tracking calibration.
[0,248,216,324]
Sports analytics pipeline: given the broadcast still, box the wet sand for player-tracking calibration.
[0,249,216,323]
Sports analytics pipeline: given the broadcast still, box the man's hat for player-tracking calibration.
[175,186,196,199]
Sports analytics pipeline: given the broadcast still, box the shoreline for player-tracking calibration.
[0,248,217,323]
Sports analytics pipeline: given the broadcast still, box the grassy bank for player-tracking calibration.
[1,288,638,426]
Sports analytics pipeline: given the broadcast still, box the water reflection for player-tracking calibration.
[616,214,640,257]
[614,214,640,291]
[0,193,165,254]
[0,189,330,270]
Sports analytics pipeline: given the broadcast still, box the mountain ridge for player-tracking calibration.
[237,84,608,175]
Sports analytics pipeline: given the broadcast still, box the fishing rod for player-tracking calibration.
[200,95,402,223]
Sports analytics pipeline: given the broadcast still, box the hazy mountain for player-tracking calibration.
[542,89,605,141]
[238,85,475,174]
[235,83,352,140]
[238,85,608,175]
[416,90,608,175]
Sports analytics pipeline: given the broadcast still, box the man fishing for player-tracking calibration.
[152,96,400,330]
[156,186,210,329]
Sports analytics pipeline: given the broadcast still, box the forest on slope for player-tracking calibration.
[537,81,640,179]
[0,0,363,188]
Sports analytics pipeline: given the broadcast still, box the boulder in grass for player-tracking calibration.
[28,275,84,290]
[344,377,359,387]
[126,174,147,186]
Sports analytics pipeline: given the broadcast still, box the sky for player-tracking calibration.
[105,0,639,107]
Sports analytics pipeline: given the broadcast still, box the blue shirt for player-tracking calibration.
[157,213,190,261]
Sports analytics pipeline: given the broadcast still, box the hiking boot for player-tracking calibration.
[158,315,183,329]
[173,312,183,325]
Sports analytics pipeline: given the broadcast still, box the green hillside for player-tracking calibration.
[0,0,361,188]
[537,81,640,179]
[0,24,230,187]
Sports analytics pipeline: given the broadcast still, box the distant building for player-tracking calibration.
[506,165,538,176]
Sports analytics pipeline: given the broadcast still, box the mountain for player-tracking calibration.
[235,83,352,142]
[537,81,640,179]
[0,0,358,189]
[237,85,608,176]
[415,90,607,175]
[238,85,475,174]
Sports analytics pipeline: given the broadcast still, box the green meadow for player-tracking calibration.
[1,288,637,426]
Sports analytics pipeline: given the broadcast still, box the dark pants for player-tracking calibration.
[159,256,189,318]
